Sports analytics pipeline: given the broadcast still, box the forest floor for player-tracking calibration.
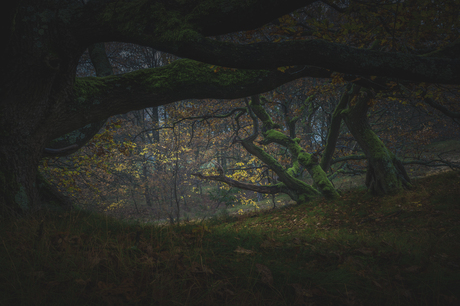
[209,138,460,221]
[1,168,459,305]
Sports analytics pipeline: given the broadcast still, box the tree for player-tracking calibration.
[2,0,459,218]
[193,94,340,204]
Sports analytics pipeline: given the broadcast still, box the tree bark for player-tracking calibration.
[342,85,411,195]
[0,143,42,217]
[320,85,354,172]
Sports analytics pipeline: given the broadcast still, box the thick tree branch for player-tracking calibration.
[246,96,339,198]
[75,0,459,85]
[233,136,320,198]
[149,38,460,85]
[423,97,460,119]
[402,159,460,170]
[44,43,114,157]
[51,62,331,140]
[320,84,358,171]
[76,0,315,44]
[191,172,281,195]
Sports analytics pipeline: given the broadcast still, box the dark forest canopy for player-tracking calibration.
[1,0,459,217]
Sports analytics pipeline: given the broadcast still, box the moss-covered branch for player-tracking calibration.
[147,38,460,85]
[75,0,460,85]
[45,43,114,157]
[249,98,340,199]
[54,61,322,141]
[191,166,282,195]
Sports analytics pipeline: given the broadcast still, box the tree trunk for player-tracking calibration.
[343,85,411,195]
[142,162,153,207]
[0,143,42,217]
[320,86,352,172]
[0,55,70,217]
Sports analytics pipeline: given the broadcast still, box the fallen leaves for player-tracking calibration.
[234,246,254,254]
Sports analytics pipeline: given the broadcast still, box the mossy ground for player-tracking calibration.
[1,170,459,305]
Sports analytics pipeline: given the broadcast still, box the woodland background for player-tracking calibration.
[2,1,460,305]
[41,38,460,225]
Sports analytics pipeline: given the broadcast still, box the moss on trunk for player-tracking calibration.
[342,85,411,195]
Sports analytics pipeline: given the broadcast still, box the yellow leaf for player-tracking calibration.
[277,66,287,73]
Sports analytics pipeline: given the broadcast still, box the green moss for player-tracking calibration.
[361,128,393,160]
[124,59,268,94]
[263,129,285,141]
[242,141,319,200]
[274,182,286,188]
[297,193,311,204]
[74,77,107,102]
[310,165,340,199]
[264,130,299,153]
[298,152,313,166]
[250,103,280,130]
[286,160,300,177]
[261,129,338,199]
[74,59,270,109]
[298,153,340,199]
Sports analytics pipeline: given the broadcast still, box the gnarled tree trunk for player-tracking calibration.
[342,85,411,195]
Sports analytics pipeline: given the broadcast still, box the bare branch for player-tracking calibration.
[191,171,281,195]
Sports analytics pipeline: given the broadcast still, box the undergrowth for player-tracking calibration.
[1,171,459,305]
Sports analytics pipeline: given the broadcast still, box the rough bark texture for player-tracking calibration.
[342,85,411,195]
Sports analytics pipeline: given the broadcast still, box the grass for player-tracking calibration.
[1,170,460,305]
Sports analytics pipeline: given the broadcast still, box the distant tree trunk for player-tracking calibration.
[320,86,351,172]
[343,85,411,195]
[130,189,140,214]
[142,163,153,207]
[173,152,181,223]
[151,106,160,143]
